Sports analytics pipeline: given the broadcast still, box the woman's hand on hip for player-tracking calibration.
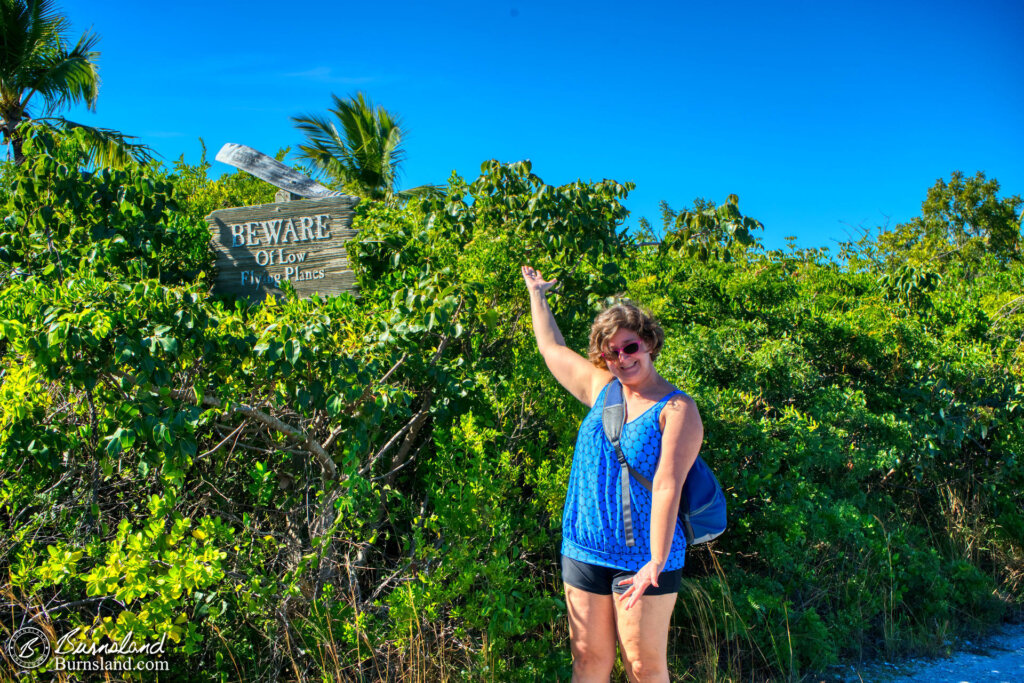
[616,559,663,610]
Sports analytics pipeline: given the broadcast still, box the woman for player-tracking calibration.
[521,265,704,682]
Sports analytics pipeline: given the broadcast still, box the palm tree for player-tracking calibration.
[291,92,435,202]
[0,0,150,166]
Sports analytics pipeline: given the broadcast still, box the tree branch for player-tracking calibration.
[358,406,425,477]
[383,399,432,487]
[111,370,338,480]
[198,420,249,459]
[324,352,408,450]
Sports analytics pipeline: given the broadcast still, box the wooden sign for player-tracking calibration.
[205,195,360,301]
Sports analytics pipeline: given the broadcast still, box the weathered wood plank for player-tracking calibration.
[206,195,361,302]
[215,143,342,199]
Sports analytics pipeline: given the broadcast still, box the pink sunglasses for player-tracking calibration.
[600,341,642,361]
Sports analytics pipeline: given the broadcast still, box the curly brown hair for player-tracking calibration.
[587,301,665,369]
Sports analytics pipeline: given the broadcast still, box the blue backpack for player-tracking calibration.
[602,379,727,547]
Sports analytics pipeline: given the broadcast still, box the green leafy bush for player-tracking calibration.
[1,134,1021,681]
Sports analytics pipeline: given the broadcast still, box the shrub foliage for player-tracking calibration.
[1,127,1022,680]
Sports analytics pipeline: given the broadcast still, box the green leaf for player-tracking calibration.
[327,394,345,416]
[482,309,499,330]
[153,423,172,445]
[285,339,301,365]
[158,336,180,356]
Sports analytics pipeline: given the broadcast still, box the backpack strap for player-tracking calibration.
[602,379,651,547]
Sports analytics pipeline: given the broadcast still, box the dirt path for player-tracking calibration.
[842,623,1024,682]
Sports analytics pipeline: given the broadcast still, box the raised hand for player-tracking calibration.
[521,265,558,296]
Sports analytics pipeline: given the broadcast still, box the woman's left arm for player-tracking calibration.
[618,394,704,609]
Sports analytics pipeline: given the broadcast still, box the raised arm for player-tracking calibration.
[521,265,610,406]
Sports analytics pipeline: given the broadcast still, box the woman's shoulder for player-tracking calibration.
[664,388,697,409]
[659,388,701,428]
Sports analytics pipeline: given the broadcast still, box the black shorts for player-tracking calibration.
[561,554,682,596]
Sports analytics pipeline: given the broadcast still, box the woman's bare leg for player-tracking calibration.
[613,592,676,683]
[565,583,618,682]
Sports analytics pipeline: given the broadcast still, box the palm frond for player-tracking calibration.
[292,111,358,189]
[43,29,100,111]
[45,117,155,168]
[293,91,416,202]
[0,0,100,131]
[395,184,446,201]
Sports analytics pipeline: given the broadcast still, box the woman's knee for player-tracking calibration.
[621,646,668,682]
[570,641,616,677]
[622,655,671,683]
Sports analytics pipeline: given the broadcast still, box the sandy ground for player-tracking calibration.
[835,623,1024,683]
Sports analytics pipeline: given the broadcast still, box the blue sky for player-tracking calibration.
[58,0,1023,251]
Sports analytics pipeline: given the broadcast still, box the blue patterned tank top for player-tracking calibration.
[561,382,688,572]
